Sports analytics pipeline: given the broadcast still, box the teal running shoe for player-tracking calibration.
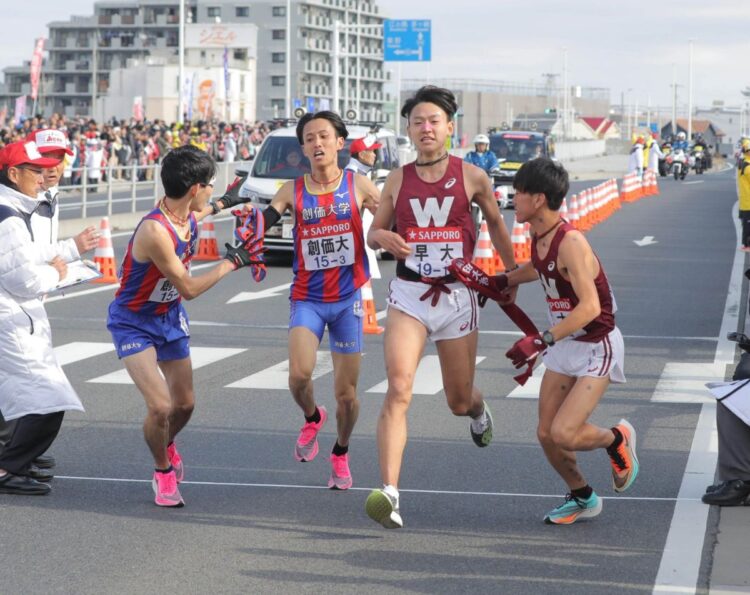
[544,491,602,525]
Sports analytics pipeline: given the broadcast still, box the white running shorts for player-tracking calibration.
[542,327,626,383]
[387,277,480,342]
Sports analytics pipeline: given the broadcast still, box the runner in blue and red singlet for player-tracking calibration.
[106,146,264,508]
[254,111,379,491]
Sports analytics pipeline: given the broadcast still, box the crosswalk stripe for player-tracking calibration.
[226,351,334,390]
[54,342,116,366]
[366,355,486,395]
[506,364,546,399]
[87,347,246,384]
[651,361,724,404]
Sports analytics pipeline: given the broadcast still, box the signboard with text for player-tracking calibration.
[383,20,431,62]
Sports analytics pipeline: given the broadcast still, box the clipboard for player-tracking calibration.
[52,259,103,291]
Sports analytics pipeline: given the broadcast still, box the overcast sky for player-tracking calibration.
[2,0,747,111]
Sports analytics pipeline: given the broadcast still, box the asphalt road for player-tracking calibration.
[0,169,738,594]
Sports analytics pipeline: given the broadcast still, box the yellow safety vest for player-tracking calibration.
[738,156,750,211]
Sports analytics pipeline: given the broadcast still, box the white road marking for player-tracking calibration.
[54,474,685,501]
[365,355,485,395]
[54,341,115,366]
[226,351,333,389]
[651,362,726,404]
[88,346,246,384]
[226,282,291,304]
[45,261,218,303]
[507,364,546,398]
[652,202,743,594]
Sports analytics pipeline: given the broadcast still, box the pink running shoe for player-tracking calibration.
[328,453,353,490]
[167,442,184,483]
[152,470,184,507]
[294,406,328,462]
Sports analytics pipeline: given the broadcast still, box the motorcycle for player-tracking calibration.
[692,147,707,175]
[669,148,688,180]
[658,143,672,177]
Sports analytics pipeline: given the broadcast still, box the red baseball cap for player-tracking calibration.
[0,141,61,169]
[349,135,382,154]
[25,128,73,156]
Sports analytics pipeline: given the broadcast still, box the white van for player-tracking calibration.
[238,122,400,253]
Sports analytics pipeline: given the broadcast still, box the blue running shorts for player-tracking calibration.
[107,302,191,361]
[289,289,364,354]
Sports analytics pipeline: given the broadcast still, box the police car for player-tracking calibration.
[238,117,400,253]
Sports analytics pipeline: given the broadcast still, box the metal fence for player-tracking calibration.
[57,160,254,220]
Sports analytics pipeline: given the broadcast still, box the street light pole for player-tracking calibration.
[91,31,97,119]
[332,20,340,114]
[178,0,185,124]
[671,63,677,138]
[285,0,291,118]
[687,39,693,142]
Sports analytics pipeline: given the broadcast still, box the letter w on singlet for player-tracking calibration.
[409,196,454,227]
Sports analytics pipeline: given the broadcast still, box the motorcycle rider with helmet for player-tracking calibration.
[464,133,498,174]
[673,131,689,152]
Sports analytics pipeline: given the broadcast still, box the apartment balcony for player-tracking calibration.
[304,15,332,31]
[304,38,332,54]
[303,61,332,75]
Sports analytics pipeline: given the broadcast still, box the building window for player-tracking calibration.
[272,6,287,17]
[272,52,286,63]
[271,76,285,87]
[207,7,221,18]
[236,6,249,17]
[272,29,286,40]
[234,48,247,60]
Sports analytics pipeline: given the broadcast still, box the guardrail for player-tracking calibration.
[57,160,254,220]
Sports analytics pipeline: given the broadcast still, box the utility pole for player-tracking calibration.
[562,47,568,140]
[178,0,185,123]
[687,39,694,141]
[671,63,677,139]
[285,0,291,118]
[91,31,97,119]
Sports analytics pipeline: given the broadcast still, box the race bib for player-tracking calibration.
[546,296,572,319]
[300,220,355,271]
[149,277,179,303]
[405,226,463,278]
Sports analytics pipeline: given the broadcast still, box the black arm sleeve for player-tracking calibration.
[263,205,282,231]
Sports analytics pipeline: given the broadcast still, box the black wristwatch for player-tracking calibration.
[542,330,555,346]
[209,200,221,215]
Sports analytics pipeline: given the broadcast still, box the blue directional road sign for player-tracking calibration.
[384,19,431,62]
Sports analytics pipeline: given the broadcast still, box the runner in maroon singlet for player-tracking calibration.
[501,157,639,524]
[364,86,517,529]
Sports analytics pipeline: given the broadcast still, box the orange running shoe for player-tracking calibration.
[608,419,639,493]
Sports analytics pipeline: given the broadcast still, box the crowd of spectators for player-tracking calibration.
[0,114,273,186]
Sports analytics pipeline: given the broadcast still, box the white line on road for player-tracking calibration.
[652,202,743,594]
[366,355,485,394]
[54,474,686,501]
[226,351,333,389]
[88,346,246,384]
[54,342,115,365]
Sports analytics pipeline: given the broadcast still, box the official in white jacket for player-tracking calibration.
[0,141,84,496]
[646,135,664,172]
[628,136,644,178]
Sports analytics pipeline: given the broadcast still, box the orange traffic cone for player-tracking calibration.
[362,279,384,335]
[93,216,118,284]
[568,194,580,227]
[472,220,496,274]
[512,217,530,264]
[194,215,220,261]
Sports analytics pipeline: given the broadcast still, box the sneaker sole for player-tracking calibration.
[544,498,603,525]
[613,419,639,493]
[365,490,402,529]
[294,406,327,462]
[151,478,185,508]
[328,477,353,490]
[470,403,493,448]
[294,439,319,462]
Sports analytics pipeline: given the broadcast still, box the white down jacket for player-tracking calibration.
[0,183,83,421]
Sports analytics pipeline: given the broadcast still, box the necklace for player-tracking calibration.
[310,169,342,186]
[415,152,449,167]
[536,218,563,241]
[160,197,189,226]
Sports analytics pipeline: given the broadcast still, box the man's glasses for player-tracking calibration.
[14,166,44,178]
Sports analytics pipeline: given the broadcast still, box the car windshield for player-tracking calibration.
[251,135,354,179]
[490,135,544,163]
